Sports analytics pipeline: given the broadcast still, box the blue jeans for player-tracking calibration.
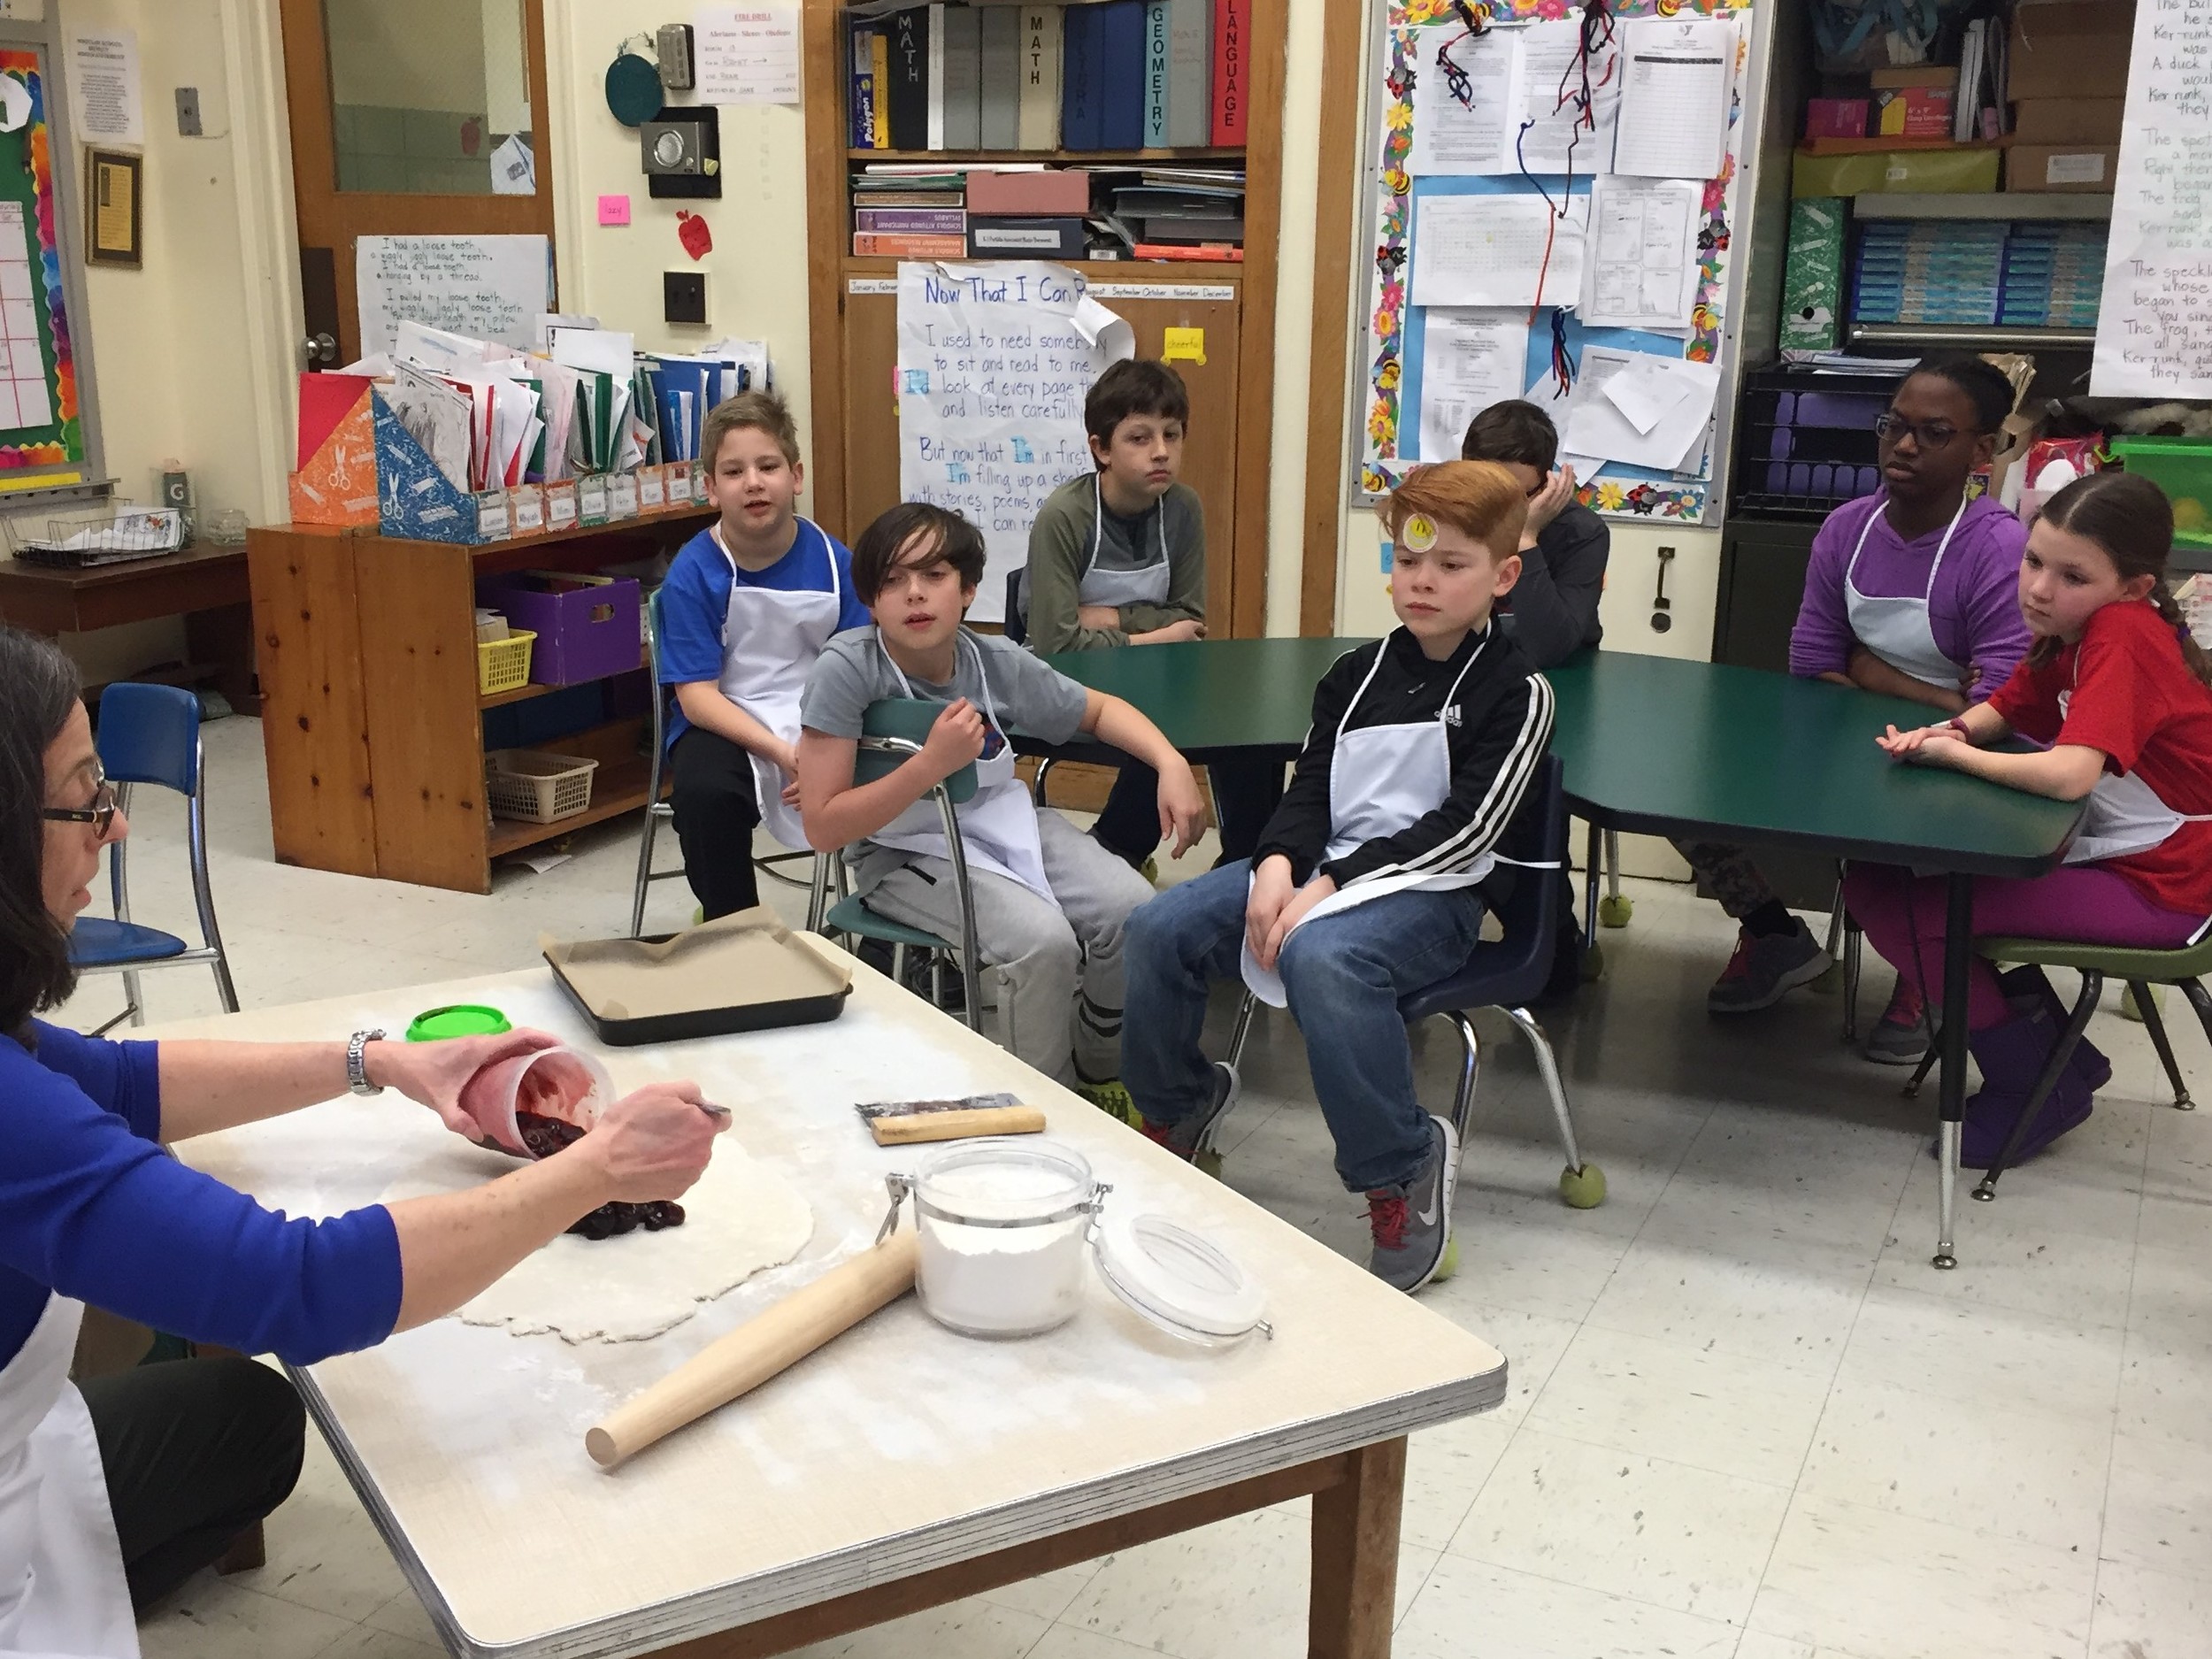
[1123,859,1486,1193]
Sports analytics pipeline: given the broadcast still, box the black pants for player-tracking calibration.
[81,1356,305,1613]
[670,726,762,919]
[1091,753,1286,868]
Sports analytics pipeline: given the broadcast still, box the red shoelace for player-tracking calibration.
[1140,1119,1194,1161]
[1717,933,1755,981]
[1366,1191,1408,1251]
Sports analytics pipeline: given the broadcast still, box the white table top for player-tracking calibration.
[160,946,1506,1659]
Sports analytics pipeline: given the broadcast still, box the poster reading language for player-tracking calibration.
[2092,0,2212,396]
[896,261,1133,623]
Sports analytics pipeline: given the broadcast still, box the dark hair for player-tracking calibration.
[851,502,988,603]
[1460,399,1560,472]
[1,626,82,1040]
[2032,471,2212,687]
[1905,354,2017,435]
[701,388,801,467]
[1084,359,1190,451]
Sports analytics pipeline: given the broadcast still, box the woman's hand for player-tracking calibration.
[1156,758,1209,857]
[1261,875,1339,970]
[369,1029,562,1138]
[567,1081,725,1202]
[1244,856,1297,965]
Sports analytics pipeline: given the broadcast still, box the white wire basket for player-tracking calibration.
[4,504,187,568]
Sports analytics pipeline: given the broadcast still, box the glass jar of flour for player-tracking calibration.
[883,1138,1269,1345]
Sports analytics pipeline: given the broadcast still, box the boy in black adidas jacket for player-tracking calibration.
[1123,461,1555,1293]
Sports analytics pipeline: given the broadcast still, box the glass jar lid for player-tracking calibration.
[1093,1211,1269,1346]
[912,1138,1096,1229]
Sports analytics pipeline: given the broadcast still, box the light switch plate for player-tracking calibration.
[174,87,202,137]
[664,271,708,327]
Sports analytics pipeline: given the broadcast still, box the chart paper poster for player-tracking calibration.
[2092,0,2212,396]
[356,234,551,355]
[896,261,1133,623]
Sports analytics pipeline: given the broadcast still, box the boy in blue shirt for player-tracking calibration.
[657,391,868,918]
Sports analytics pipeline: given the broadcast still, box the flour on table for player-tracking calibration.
[391,1138,814,1344]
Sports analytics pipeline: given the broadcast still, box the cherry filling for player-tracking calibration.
[513,1110,687,1240]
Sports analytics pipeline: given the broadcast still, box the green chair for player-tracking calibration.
[1904,933,2212,1201]
[820,698,987,1033]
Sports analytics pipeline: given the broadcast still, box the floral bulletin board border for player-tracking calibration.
[1358,0,1754,525]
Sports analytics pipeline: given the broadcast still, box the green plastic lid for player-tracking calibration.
[406,1004,512,1042]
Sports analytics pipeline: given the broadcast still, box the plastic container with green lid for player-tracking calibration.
[2109,436,2212,549]
[405,1005,512,1043]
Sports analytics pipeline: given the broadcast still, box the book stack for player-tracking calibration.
[1098,165,1243,260]
[851,163,971,256]
[849,0,1244,154]
[1850,220,2007,327]
[1996,221,2108,329]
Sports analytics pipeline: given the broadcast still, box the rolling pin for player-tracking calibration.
[869,1103,1046,1145]
[585,1230,919,1469]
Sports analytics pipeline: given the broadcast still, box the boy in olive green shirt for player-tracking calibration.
[1018,359,1281,869]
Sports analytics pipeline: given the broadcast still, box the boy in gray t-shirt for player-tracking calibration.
[798,503,1205,1111]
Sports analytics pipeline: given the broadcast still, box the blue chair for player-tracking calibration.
[1219,755,1605,1245]
[71,684,237,1031]
[819,699,987,1032]
[630,586,826,938]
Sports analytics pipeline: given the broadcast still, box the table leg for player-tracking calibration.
[1933,872,1974,1271]
[184,603,258,715]
[1308,1436,1405,1659]
[1582,820,1601,942]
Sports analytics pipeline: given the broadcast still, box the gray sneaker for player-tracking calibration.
[1139,1063,1240,1161]
[1707,919,1830,1014]
[1365,1115,1458,1294]
[1863,979,1932,1065]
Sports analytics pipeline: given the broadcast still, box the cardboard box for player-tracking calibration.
[1870,86,1954,141]
[966,216,1087,258]
[2007,143,2120,192]
[1793,145,2001,197]
[2008,0,2134,101]
[1805,98,1868,140]
[965,167,1092,215]
[2010,96,2126,145]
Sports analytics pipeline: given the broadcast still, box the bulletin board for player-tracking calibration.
[0,50,83,487]
[1356,0,1759,526]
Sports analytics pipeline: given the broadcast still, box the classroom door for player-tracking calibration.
[279,0,557,367]
[837,281,1245,631]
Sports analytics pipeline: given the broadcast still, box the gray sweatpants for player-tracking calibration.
[858,808,1156,1085]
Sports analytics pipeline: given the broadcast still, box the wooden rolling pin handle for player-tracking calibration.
[870,1104,1048,1145]
[585,1230,920,1470]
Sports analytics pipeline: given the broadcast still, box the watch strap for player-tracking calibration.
[348,1029,386,1096]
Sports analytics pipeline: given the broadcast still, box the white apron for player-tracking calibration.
[869,633,1055,902]
[0,1294,137,1659]
[2055,674,2212,867]
[716,518,841,851]
[1079,477,1172,610]
[1241,638,1504,1007]
[1843,494,1970,691]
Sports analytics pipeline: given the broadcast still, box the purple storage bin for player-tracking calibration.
[1793,391,1887,430]
[480,573,644,687]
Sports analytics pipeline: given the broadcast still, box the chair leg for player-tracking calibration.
[630,807,659,939]
[1502,1006,1586,1177]
[1977,971,2101,1200]
[1604,831,1622,902]
[806,852,832,933]
[2182,979,2212,1098]
[187,787,239,1013]
[1581,820,1601,942]
[1032,756,1058,810]
[1843,919,1863,1045]
[1225,989,1260,1073]
[2130,979,2193,1111]
[892,942,908,985]
[1903,1031,1940,1098]
[120,970,144,1029]
[1440,1010,1482,1147]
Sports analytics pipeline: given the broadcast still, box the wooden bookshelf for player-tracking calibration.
[802,0,1287,638]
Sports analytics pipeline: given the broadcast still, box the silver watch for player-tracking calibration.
[347,1029,386,1096]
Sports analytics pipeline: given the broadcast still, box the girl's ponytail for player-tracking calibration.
[2038,471,2212,689]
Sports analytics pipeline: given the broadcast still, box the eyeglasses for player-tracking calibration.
[1874,411,1965,450]
[41,767,119,837]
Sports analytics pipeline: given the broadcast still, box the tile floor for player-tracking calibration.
[65,715,2212,1659]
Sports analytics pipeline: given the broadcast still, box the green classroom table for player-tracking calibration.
[1040,637,2085,1271]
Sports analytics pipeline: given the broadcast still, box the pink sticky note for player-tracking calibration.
[597,194,632,227]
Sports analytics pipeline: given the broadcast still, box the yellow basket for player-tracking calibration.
[477,629,536,695]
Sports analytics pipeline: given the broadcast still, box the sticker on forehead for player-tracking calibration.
[1402,513,1438,552]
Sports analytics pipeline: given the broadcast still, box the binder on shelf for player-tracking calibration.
[926,1,948,150]
[1166,0,1212,148]
[940,4,981,150]
[1018,6,1064,150]
[289,373,379,527]
[1099,1,1147,151]
[887,7,928,150]
[967,216,1087,257]
[849,21,879,148]
[1062,4,1103,150]
[871,29,891,147]
[1210,0,1244,144]
[1144,2,1171,150]
[979,7,1023,148]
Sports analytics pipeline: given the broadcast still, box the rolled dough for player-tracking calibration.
[393,1138,815,1344]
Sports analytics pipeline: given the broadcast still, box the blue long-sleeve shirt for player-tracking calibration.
[0,1022,403,1369]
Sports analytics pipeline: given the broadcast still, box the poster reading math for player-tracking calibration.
[896,261,1133,623]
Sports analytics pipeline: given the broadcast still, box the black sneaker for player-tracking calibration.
[1364,1115,1456,1293]
[1139,1063,1239,1161]
[1707,919,1829,1014]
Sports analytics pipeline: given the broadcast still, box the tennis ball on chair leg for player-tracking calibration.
[1431,1237,1460,1284]
[1580,941,1606,981]
[1597,894,1633,928]
[2121,983,2165,1023]
[1559,1163,1607,1209]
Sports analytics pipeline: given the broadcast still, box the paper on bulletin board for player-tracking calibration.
[896,262,1132,624]
[695,4,802,105]
[1514,18,1624,175]
[2091,0,2212,396]
[1410,194,1588,311]
[65,27,140,144]
[1417,310,1527,463]
[1580,176,1701,332]
[1613,15,1734,180]
[355,234,551,355]
[1409,27,1516,175]
[1408,20,1620,178]
[1561,346,1719,473]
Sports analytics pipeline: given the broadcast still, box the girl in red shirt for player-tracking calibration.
[1844,471,2212,1168]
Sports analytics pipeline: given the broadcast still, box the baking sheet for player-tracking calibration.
[543,908,852,1045]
